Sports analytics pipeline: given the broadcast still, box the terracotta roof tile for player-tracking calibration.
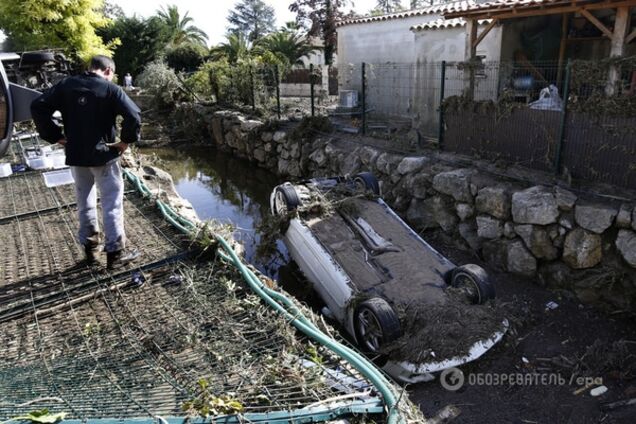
[410,17,493,31]
[443,0,584,17]
[337,0,476,27]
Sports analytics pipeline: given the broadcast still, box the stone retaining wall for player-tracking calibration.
[194,107,636,310]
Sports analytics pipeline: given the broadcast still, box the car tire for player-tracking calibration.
[20,51,56,64]
[272,183,300,216]
[353,297,401,354]
[450,264,496,304]
[353,172,380,195]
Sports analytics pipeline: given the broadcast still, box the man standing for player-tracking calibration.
[31,55,141,269]
[124,72,133,89]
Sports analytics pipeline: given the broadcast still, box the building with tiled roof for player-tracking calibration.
[336,1,502,67]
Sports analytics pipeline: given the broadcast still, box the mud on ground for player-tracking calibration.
[409,230,636,424]
[382,296,508,363]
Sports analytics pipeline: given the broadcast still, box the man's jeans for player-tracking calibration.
[71,160,125,253]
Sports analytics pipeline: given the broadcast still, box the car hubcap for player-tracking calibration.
[354,178,366,193]
[358,309,383,352]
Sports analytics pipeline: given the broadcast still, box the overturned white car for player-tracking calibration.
[270,173,508,383]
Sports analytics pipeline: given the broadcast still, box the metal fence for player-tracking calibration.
[213,64,330,119]
[345,59,636,190]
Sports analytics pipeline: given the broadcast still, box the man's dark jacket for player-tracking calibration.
[31,72,141,166]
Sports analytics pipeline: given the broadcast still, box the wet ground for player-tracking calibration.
[143,145,636,424]
[411,232,636,424]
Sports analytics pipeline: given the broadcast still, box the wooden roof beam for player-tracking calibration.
[472,19,499,48]
[580,9,614,38]
[445,0,636,20]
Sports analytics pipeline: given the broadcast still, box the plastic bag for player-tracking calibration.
[529,84,563,111]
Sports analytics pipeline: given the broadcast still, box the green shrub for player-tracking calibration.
[137,60,189,109]
[165,43,207,72]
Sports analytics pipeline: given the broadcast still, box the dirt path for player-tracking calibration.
[410,231,636,424]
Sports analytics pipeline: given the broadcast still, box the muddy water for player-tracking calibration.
[141,146,292,278]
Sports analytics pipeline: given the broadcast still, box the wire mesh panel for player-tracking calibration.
[365,63,416,131]
[0,261,382,420]
[0,135,397,423]
[279,65,333,118]
[411,62,444,139]
[441,61,564,172]
[0,172,75,220]
[253,64,281,117]
[561,59,636,189]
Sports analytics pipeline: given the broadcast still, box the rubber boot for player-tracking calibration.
[106,248,140,270]
[84,243,98,265]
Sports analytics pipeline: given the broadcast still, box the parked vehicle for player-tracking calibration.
[271,173,507,383]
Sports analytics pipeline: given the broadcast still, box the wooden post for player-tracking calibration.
[310,64,315,117]
[556,14,569,86]
[608,7,630,94]
[465,19,478,100]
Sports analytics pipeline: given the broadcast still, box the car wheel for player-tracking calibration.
[354,297,401,354]
[450,264,496,304]
[353,172,380,195]
[272,183,300,216]
[20,51,55,65]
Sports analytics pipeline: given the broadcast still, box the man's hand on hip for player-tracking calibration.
[110,142,129,155]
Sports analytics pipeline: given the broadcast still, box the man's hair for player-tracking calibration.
[89,55,115,73]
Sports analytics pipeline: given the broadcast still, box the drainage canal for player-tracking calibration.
[142,146,318,302]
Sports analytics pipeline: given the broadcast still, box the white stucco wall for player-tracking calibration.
[335,16,508,136]
[337,15,437,66]
[413,25,503,63]
[411,25,503,135]
[336,15,439,93]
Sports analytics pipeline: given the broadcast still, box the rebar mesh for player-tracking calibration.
[0,136,389,423]
[0,172,76,220]
[0,261,377,420]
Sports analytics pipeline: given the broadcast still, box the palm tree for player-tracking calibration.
[209,33,252,64]
[157,5,208,46]
[255,31,318,66]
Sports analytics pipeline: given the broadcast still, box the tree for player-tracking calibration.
[288,0,349,65]
[227,0,276,42]
[374,0,404,14]
[101,0,125,19]
[255,31,318,67]
[157,4,208,46]
[98,16,170,78]
[165,43,207,72]
[409,0,428,9]
[0,0,115,62]
[209,33,252,64]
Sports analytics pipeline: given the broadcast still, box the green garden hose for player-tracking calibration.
[122,169,405,424]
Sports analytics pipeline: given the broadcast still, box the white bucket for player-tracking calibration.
[48,152,67,169]
[27,156,53,170]
[0,163,12,177]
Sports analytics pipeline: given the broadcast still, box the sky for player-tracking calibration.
[112,0,384,46]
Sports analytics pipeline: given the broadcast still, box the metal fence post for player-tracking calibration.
[310,64,315,117]
[361,62,366,135]
[275,64,281,119]
[437,60,446,149]
[250,65,256,111]
[555,60,571,174]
